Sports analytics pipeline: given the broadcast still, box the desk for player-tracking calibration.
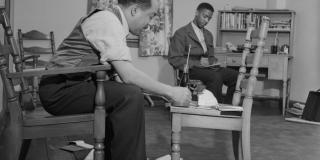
[215,52,293,116]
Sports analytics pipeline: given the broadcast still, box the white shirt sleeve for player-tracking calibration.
[81,10,131,63]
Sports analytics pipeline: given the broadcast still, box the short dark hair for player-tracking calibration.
[196,2,214,12]
[118,0,152,10]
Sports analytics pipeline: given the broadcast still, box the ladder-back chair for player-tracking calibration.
[18,29,56,106]
[0,10,106,160]
[18,29,56,69]
[170,16,270,160]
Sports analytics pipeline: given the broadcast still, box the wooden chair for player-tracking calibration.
[0,10,106,160]
[170,16,270,160]
[18,29,56,69]
[17,29,56,106]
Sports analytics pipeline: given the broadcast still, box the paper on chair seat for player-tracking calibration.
[196,89,243,112]
[197,89,218,107]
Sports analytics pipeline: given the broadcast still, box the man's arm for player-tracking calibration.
[112,60,191,105]
[168,30,200,70]
[82,11,191,105]
[205,29,218,65]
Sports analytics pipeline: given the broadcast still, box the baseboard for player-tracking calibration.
[285,117,320,125]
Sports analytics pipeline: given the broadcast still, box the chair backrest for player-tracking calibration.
[0,10,35,110]
[0,10,107,160]
[232,17,257,107]
[18,29,56,57]
[234,16,270,120]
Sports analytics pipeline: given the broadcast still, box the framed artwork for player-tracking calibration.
[139,0,173,56]
[87,0,173,56]
[87,0,116,12]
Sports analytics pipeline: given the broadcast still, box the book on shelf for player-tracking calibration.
[220,11,292,31]
[220,12,262,30]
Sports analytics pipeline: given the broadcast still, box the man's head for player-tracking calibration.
[119,0,159,35]
[193,2,214,29]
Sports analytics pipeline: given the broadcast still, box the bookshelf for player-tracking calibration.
[217,9,295,51]
[215,9,296,116]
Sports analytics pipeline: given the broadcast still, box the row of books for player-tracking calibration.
[220,12,262,29]
[220,12,291,31]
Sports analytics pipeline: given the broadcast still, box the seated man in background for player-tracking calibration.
[168,2,238,104]
[39,0,191,160]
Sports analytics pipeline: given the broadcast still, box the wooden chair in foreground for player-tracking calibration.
[0,10,106,160]
[170,16,270,160]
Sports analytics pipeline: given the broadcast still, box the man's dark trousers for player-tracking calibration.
[189,67,238,104]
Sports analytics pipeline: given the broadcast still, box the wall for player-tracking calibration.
[11,0,267,85]
[173,0,267,45]
[11,0,318,102]
[285,0,320,102]
[13,0,87,45]
[12,0,175,85]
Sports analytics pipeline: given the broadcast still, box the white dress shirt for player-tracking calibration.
[191,22,207,54]
[81,6,131,64]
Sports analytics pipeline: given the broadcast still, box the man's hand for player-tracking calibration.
[170,86,192,106]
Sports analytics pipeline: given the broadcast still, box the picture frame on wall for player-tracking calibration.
[139,0,173,56]
[87,0,173,56]
[0,0,5,8]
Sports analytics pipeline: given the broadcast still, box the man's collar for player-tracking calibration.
[191,22,203,31]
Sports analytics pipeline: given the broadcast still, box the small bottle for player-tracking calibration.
[179,64,189,87]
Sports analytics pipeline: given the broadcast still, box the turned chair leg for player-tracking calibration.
[242,128,251,160]
[32,76,39,107]
[2,125,23,160]
[19,139,32,160]
[232,131,243,160]
[171,114,181,160]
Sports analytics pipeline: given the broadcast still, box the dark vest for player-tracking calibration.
[47,7,123,69]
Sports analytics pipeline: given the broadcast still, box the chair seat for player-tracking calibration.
[170,104,243,118]
[170,105,244,131]
[23,107,94,127]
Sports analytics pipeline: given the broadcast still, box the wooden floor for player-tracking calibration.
[3,100,320,160]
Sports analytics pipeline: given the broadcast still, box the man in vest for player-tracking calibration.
[39,0,191,160]
[169,3,238,104]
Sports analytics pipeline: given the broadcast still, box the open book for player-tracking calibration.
[196,104,243,112]
[187,104,242,116]
[216,104,243,111]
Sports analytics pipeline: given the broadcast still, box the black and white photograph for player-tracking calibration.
[0,0,319,160]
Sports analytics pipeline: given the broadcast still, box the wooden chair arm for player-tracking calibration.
[24,47,52,54]
[22,55,40,62]
[8,65,111,78]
